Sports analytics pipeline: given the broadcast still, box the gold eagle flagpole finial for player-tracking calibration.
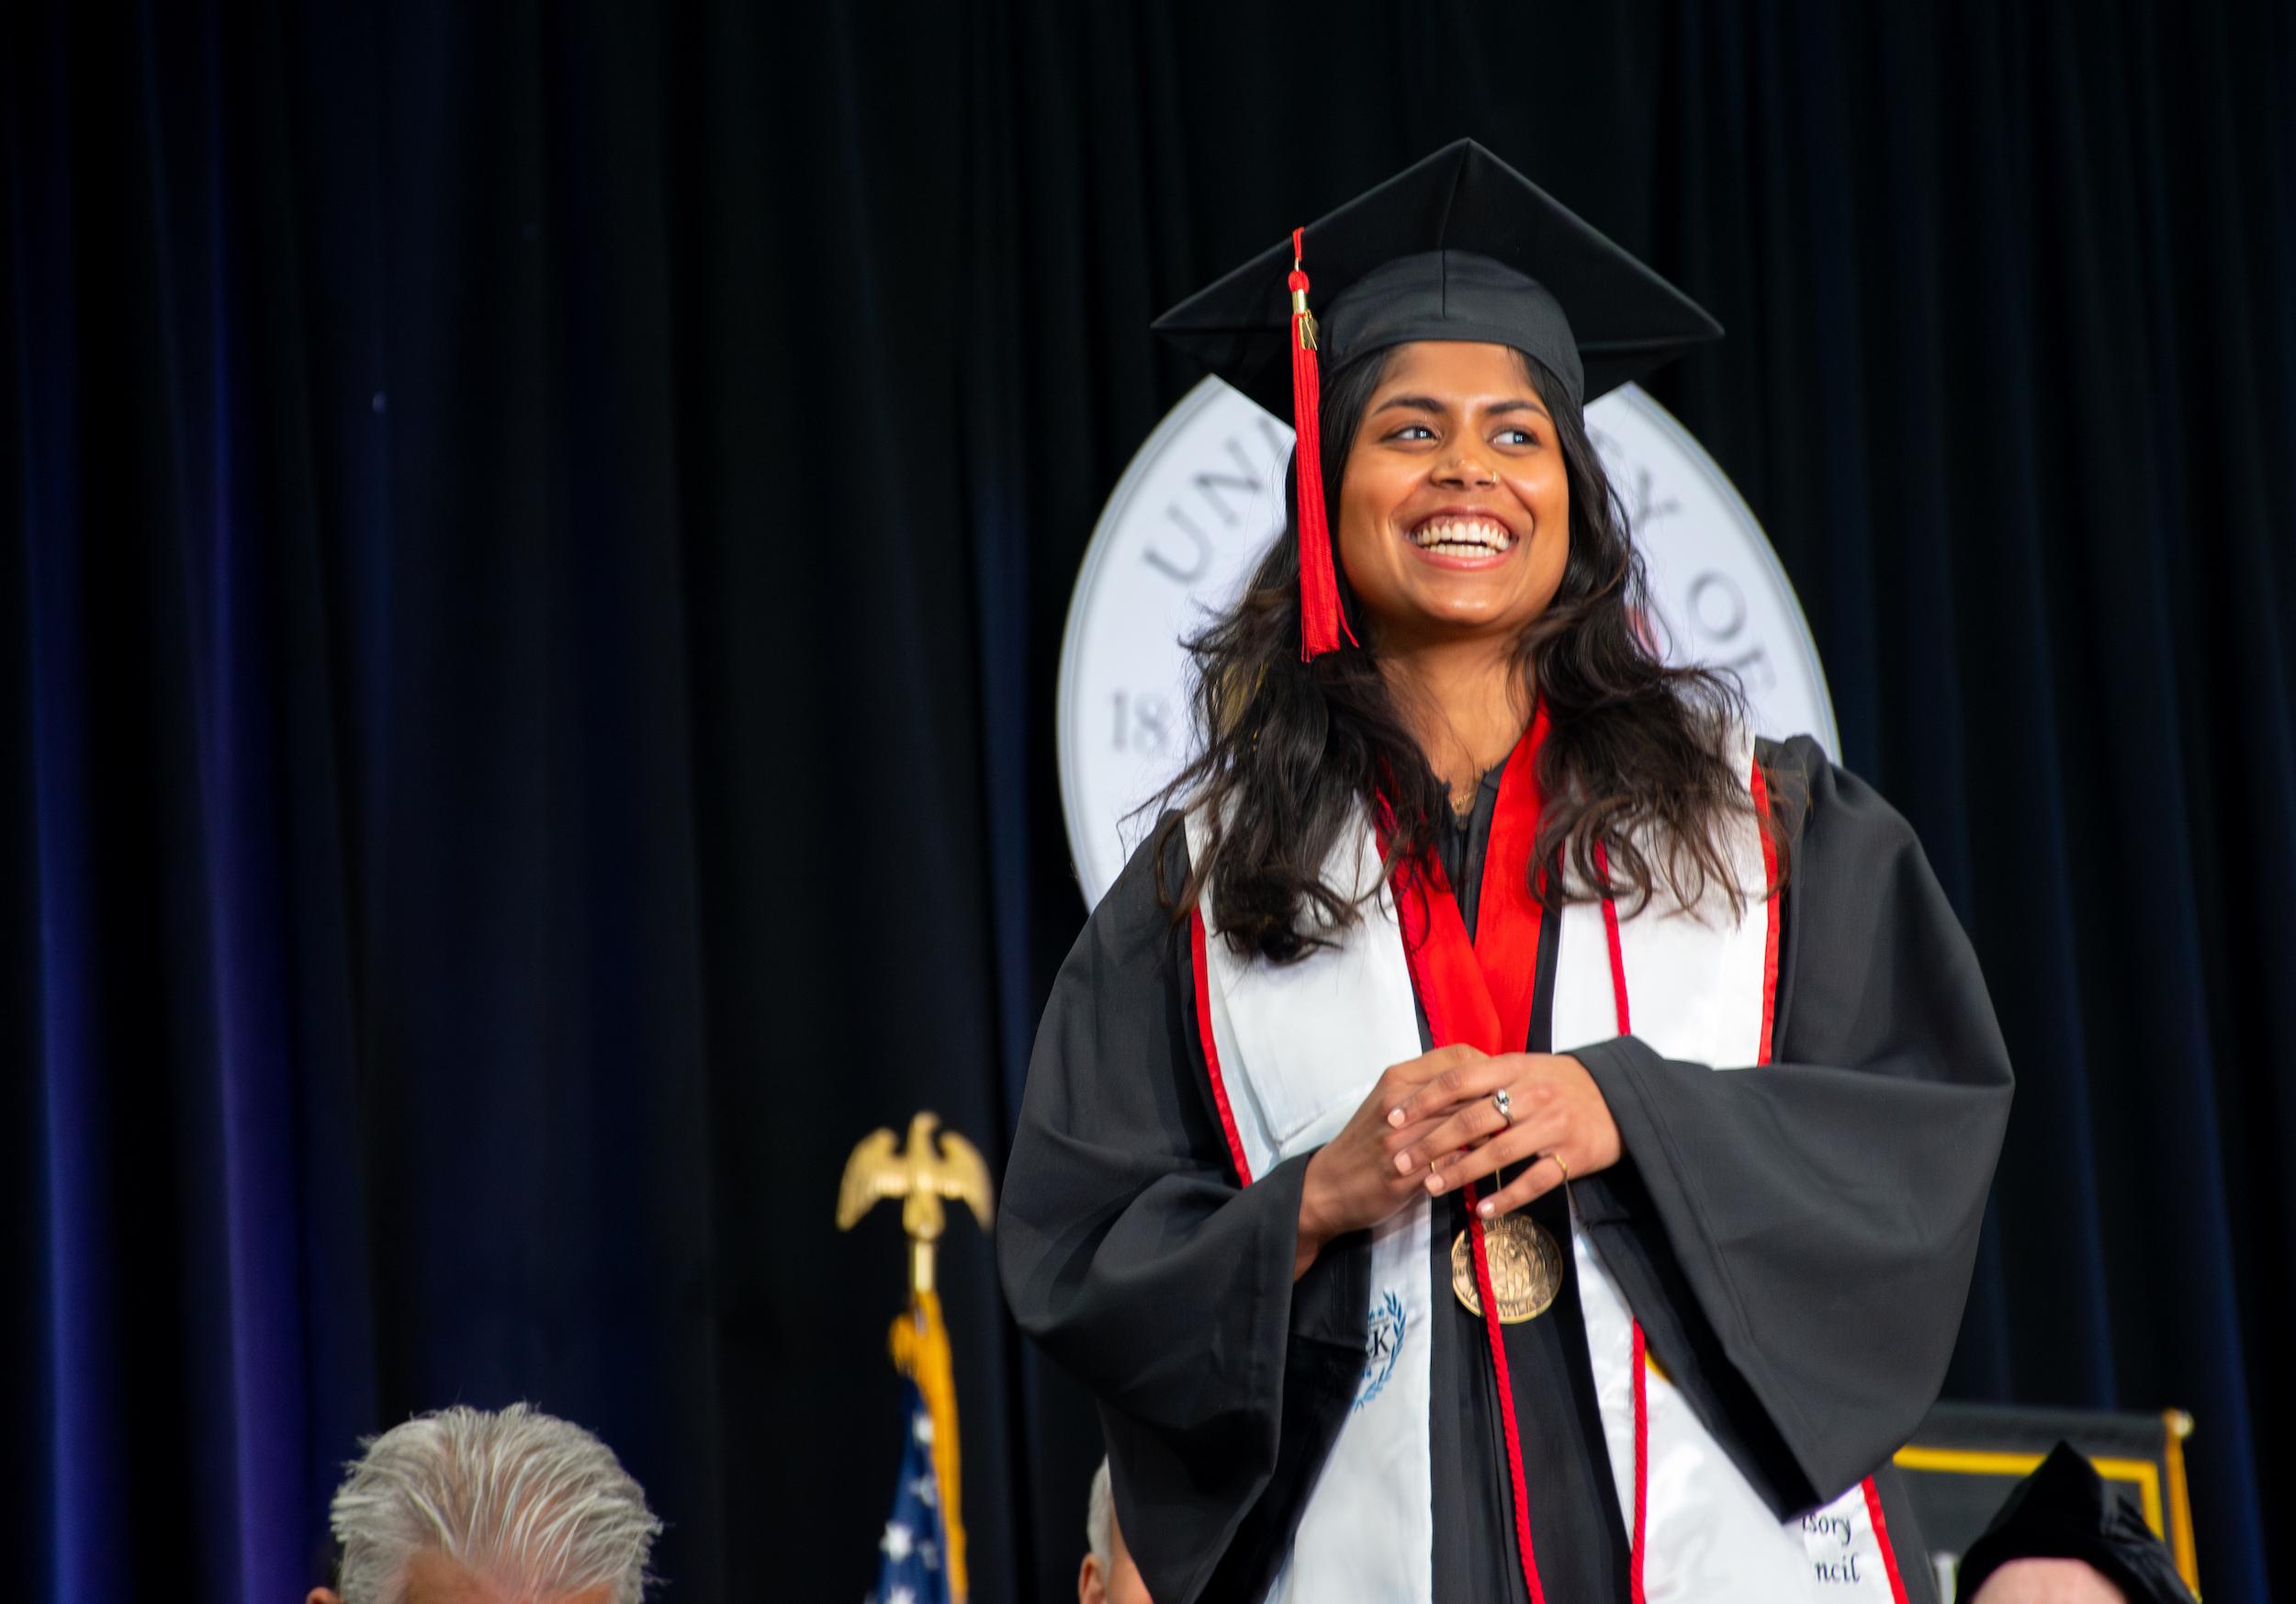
[838,1111,995,1603]
[837,1111,995,1295]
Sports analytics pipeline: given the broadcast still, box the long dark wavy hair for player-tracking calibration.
[1160,343,1789,963]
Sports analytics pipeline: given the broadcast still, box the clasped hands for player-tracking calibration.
[1294,1044,1621,1280]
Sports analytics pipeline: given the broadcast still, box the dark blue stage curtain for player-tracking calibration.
[4,3,2290,1601]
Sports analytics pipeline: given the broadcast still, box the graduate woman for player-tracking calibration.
[1001,142,2015,1604]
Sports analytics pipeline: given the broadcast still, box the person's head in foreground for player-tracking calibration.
[309,1402,662,1604]
[1078,1458,1152,1604]
[1959,1443,2197,1604]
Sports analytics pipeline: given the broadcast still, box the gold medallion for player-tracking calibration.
[1451,1214,1562,1324]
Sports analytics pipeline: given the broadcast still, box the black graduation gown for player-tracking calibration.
[998,736,2013,1604]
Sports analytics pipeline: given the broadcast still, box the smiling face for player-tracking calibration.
[1334,340,1572,654]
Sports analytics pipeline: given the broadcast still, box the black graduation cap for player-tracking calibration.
[1152,140,1721,657]
[1950,1443,2198,1604]
[1155,139,1720,415]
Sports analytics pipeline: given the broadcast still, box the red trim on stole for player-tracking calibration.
[1750,757,1781,1067]
[1863,1474,1913,1604]
[1593,842,1650,1604]
[1596,845,1630,1040]
[1188,910,1254,1187]
[1629,1320,1651,1604]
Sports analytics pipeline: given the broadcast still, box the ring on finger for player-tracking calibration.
[1491,1087,1514,1126]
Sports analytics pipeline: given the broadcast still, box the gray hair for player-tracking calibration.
[329,1402,662,1604]
[1086,1456,1113,1570]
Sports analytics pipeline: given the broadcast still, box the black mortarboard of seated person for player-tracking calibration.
[1954,1441,2198,1604]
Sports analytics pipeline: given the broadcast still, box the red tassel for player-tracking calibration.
[1289,228,1356,660]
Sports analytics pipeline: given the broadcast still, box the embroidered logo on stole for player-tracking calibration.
[1356,1290,1407,1411]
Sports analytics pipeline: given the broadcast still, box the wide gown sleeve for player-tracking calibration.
[997,819,1370,1604]
[1568,736,2014,1518]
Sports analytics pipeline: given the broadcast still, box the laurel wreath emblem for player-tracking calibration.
[1355,1289,1407,1411]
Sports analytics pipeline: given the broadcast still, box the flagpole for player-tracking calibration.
[839,1112,996,1604]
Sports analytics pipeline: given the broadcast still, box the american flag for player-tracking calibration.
[864,1378,952,1604]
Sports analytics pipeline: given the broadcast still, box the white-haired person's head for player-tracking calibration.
[308,1402,662,1604]
[1079,1456,1152,1604]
